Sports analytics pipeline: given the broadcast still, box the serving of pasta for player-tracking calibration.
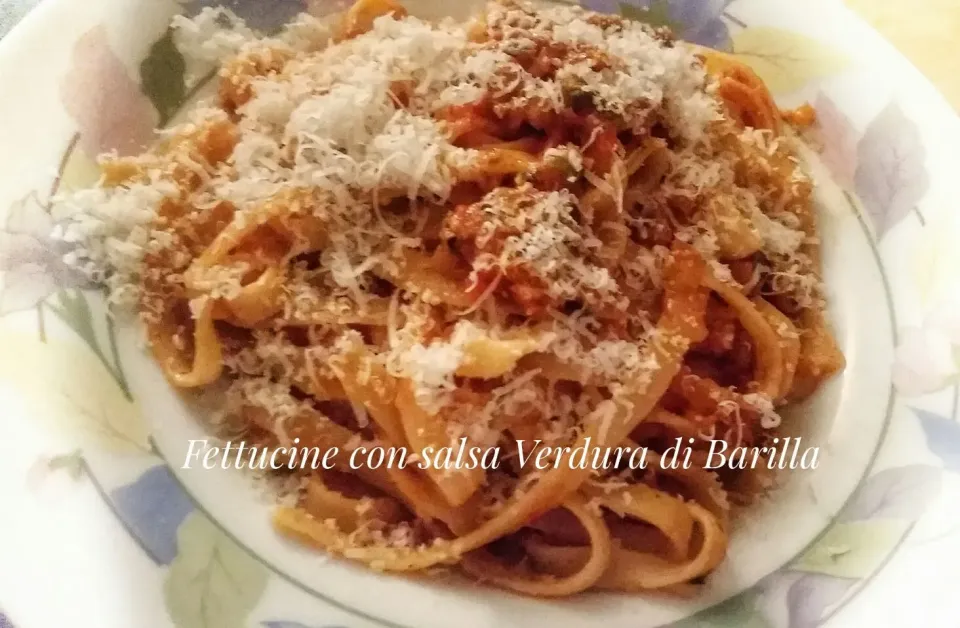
[52,0,845,598]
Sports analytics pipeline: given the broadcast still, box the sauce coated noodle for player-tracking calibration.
[94,0,846,597]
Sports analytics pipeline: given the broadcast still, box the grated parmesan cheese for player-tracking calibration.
[46,4,832,572]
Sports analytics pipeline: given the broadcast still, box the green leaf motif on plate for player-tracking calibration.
[671,592,771,628]
[792,519,911,579]
[140,28,187,127]
[48,289,131,399]
[731,27,849,94]
[619,1,679,30]
[164,512,268,628]
[47,449,86,479]
[53,289,98,353]
[58,148,102,192]
[0,327,148,452]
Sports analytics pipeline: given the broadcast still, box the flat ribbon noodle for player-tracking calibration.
[582,483,694,561]
[523,501,725,591]
[457,330,550,379]
[643,449,731,528]
[149,297,223,388]
[704,272,784,399]
[274,507,457,571]
[116,0,847,596]
[395,381,487,508]
[334,338,408,446]
[597,503,726,590]
[444,244,709,560]
[696,47,781,133]
[379,249,473,309]
[752,297,801,401]
[300,475,406,532]
[460,497,612,597]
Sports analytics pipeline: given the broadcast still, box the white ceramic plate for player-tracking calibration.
[1,1,960,627]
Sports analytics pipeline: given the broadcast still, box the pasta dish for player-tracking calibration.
[52,0,844,597]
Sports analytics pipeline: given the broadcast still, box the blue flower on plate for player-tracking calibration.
[581,0,734,50]
[915,408,960,472]
[179,0,309,32]
[110,465,195,565]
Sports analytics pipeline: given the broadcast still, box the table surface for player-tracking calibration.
[846,0,960,110]
[1,0,957,109]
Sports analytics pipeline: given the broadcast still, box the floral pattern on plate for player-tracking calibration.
[582,0,734,49]
[1,0,960,626]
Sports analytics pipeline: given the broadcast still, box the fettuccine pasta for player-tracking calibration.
[51,0,844,597]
